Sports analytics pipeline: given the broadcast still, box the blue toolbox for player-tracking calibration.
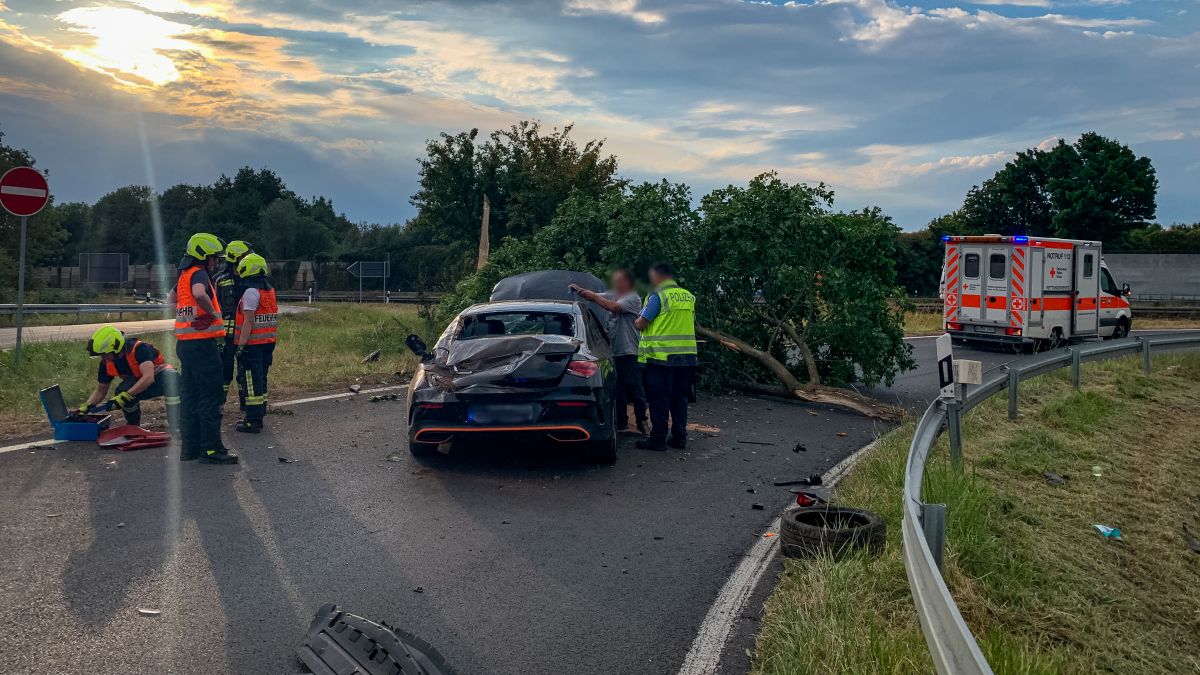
[39,385,111,441]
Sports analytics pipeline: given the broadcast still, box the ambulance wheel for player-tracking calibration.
[1110,319,1130,340]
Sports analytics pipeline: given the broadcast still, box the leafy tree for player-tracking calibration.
[89,185,155,260]
[693,173,912,396]
[1113,222,1200,252]
[959,132,1156,241]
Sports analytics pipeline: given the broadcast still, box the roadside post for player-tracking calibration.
[936,334,962,464]
[0,167,51,370]
[347,261,389,303]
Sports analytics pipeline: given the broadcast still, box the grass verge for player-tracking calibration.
[0,303,429,439]
[904,310,1200,336]
[752,352,1200,675]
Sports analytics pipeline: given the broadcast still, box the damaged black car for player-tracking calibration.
[405,271,619,464]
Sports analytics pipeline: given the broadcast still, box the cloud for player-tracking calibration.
[562,0,665,24]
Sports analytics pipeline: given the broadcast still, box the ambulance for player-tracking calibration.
[941,235,1133,349]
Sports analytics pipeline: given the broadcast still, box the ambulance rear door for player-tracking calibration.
[958,245,983,321]
[982,245,1011,325]
[1073,246,1100,334]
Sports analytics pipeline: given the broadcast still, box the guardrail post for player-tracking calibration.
[1071,348,1081,389]
[946,399,963,468]
[920,502,947,572]
[1141,336,1151,374]
[1007,367,1019,420]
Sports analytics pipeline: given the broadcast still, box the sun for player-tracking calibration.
[56,6,195,87]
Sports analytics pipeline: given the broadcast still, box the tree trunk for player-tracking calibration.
[476,195,490,270]
[698,325,902,422]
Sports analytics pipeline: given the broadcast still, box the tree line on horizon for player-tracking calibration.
[2,123,1196,301]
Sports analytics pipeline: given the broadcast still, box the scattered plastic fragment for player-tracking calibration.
[349,384,362,394]
[763,532,777,538]
[836,432,848,437]
[362,350,381,364]
[137,608,161,617]
[793,444,807,453]
[1042,471,1069,487]
[751,503,765,510]
[1182,525,1200,554]
[412,586,425,594]
[1091,465,1103,477]
[116,522,125,528]
[739,440,774,446]
[500,520,511,525]
[653,536,664,540]
[278,457,297,464]
[46,513,63,518]
[806,411,818,417]
[1093,524,1123,541]
[746,488,756,494]
[773,474,823,487]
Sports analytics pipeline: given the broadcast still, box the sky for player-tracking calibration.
[0,0,1197,230]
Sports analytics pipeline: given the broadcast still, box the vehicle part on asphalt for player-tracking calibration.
[793,443,807,453]
[751,503,764,510]
[780,506,886,559]
[794,491,829,507]
[297,603,457,675]
[97,425,171,451]
[773,474,823,487]
[738,439,775,446]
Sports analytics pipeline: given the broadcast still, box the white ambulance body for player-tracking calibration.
[942,235,1133,348]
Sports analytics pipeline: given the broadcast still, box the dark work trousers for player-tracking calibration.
[221,337,238,404]
[237,343,274,424]
[114,368,181,434]
[177,338,225,457]
[613,355,647,430]
[642,363,694,448]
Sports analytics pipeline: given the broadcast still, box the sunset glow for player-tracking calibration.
[57,6,193,86]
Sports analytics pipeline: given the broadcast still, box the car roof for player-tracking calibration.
[461,299,582,315]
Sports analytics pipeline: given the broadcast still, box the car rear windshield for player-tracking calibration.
[458,311,575,339]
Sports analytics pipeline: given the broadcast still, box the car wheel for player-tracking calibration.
[409,439,440,457]
[585,432,618,465]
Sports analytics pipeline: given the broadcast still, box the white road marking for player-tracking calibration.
[0,185,47,197]
[676,437,881,675]
[0,385,408,455]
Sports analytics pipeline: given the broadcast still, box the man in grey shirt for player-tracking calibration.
[571,269,648,434]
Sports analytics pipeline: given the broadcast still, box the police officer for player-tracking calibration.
[634,262,698,451]
[168,233,237,464]
[215,240,253,403]
[83,325,180,433]
[231,253,278,433]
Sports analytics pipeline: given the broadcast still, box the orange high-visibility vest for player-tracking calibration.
[175,266,224,340]
[235,287,278,345]
[103,338,171,378]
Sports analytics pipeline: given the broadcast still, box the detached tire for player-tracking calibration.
[780,506,886,559]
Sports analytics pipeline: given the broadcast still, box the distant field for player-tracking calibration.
[0,303,431,440]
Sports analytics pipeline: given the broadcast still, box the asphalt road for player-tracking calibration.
[0,333,1177,675]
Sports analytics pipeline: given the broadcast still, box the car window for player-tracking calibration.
[988,253,1006,280]
[458,311,575,339]
[582,310,612,358]
[964,254,980,279]
[1083,254,1094,278]
[1100,268,1117,295]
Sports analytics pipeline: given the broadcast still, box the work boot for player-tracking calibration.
[180,450,201,462]
[199,449,239,465]
[235,420,262,434]
[668,437,688,450]
[636,439,667,451]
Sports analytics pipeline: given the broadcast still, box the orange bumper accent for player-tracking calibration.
[414,425,592,443]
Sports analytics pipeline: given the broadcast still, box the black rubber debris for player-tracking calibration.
[751,503,765,510]
[1042,471,1069,487]
[773,474,823,487]
[297,603,455,675]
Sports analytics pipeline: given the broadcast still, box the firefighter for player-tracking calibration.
[215,240,253,403]
[232,253,278,433]
[634,262,698,451]
[168,232,238,464]
[82,326,180,433]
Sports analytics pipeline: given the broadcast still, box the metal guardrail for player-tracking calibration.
[0,303,170,318]
[903,333,1200,675]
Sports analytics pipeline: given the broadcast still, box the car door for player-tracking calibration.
[1099,266,1120,336]
[983,247,1009,324]
[1074,248,1099,334]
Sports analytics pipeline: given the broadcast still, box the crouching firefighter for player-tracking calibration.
[233,253,278,433]
[215,240,253,403]
[83,325,180,434]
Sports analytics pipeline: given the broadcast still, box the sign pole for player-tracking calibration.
[14,215,27,369]
[359,274,363,304]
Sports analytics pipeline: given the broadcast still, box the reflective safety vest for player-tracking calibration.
[235,287,278,345]
[175,267,224,340]
[638,280,698,365]
[103,338,172,379]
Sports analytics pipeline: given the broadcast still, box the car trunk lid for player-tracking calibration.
[426,334,581,395]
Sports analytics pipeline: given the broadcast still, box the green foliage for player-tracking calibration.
[958,132,1157,240]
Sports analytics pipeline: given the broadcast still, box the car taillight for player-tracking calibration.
[555,401,589,407]
[1005,327,1022,336]
[946,322,962,332]
[566,360,598,377]
[417,403,444,409]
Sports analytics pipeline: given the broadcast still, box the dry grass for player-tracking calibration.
[0,303,429,439]
[753,353,1200,675]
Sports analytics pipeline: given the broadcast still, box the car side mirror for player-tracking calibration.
[1121,282,1132,297]
[405,334,433,362]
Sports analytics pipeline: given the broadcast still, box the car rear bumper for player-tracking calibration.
[411,422,598,444]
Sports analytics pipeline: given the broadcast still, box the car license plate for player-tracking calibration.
[468,403,540,424]
[974,326,996,334]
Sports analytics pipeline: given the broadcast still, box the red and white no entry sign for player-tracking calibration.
[0,166,50,217]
